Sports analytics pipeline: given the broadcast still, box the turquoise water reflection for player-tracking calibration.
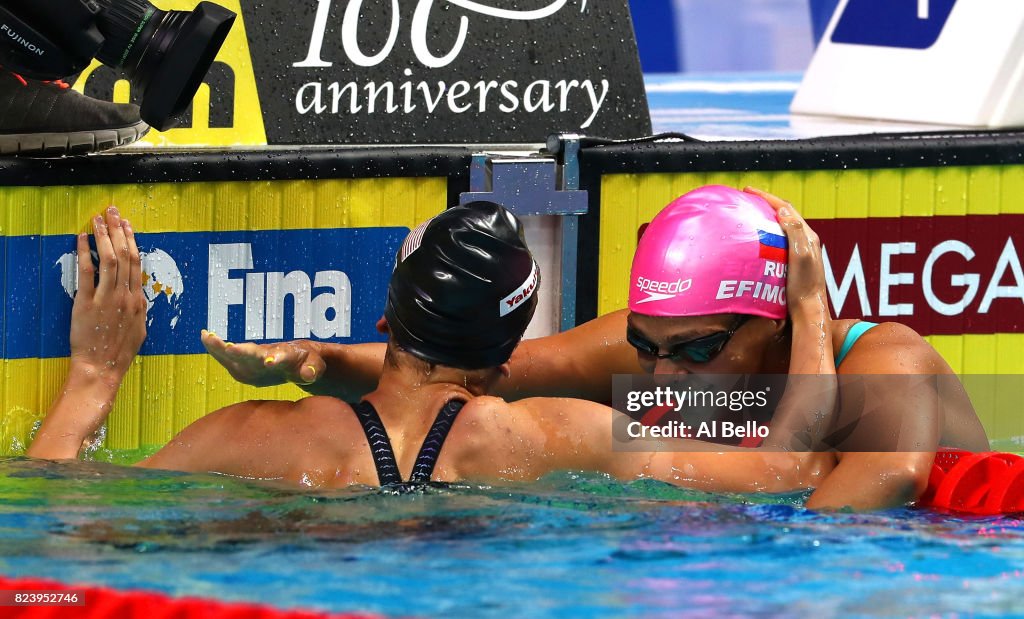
[1,457,1023,618]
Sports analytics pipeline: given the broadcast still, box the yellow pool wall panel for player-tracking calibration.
[0,177,448,456]
[597,167,1024,442]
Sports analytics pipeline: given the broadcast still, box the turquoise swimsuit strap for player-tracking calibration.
[835,321,879,368]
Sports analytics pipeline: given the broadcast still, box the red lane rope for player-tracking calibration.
[0,575,382,619]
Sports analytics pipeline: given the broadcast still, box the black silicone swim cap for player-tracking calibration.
[384,201,539,370]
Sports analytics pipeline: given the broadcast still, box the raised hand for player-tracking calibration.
[743,187,830,316]
[201,331,325,387]
[28,206,147,459]
[68,207,148,386]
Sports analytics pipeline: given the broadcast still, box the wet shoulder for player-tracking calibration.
[452,395,520,436]
[239,395,355,428]
[459,396,574,430]
[263,396,380,485]
[455,396,612,446]
[836,320,951,374]
[439,396,617,481]
[238,396,365,457]
[145,396,366,485]
[444,396,545,461]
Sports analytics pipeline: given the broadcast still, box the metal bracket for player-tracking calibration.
[460,136,587,331]
[460,157,587,216]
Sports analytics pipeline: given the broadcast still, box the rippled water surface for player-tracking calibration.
[2,457,1024,618]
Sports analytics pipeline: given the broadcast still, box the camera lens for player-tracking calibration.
[93,0,235,130]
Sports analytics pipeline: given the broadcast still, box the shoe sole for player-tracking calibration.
[0,121,151,157]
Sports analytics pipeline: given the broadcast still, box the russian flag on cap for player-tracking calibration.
[757,228,787,263]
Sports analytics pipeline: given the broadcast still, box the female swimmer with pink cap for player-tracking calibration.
[202,186,988,510]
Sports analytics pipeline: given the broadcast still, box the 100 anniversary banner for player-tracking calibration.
[245,0,651,143]
[77,0,652,145]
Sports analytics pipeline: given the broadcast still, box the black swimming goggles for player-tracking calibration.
[626,315,752,364]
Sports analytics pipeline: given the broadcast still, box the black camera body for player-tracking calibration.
[0,0,235,130]
[0,0,104,78]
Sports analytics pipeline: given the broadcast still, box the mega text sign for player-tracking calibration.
[815,215,1022,335]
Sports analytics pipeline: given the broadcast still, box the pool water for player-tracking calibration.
[2,456,1024,618]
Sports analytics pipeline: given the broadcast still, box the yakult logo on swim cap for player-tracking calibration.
[634,277,693,305]
[500,261,539,317]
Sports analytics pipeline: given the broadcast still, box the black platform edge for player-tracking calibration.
[576,159,604,326]
[0,146,477,187]
[578,129,1024,174]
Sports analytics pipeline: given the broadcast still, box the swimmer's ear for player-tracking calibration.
[498,362,511,379]
[771,317,790,341]
[376,316,390,334]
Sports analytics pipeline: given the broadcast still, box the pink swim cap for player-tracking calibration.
[629,185,788,319]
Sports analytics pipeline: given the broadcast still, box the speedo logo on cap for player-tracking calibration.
[634,277,692,304]
[500,262,539,317]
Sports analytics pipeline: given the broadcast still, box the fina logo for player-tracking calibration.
[208,243,352,340]
[56,249,185,328]
[831,0,957,50]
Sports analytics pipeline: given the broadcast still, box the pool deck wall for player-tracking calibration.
[1,131,1023,454]
[579,132,1024,444]
[0,148,470,454]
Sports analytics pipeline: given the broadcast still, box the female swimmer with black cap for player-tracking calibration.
[30,200,833,494]
[201,187,989,510]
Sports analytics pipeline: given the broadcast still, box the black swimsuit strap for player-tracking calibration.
[351,401,402,487]
[410,399,466,484]
[352,399,467,486]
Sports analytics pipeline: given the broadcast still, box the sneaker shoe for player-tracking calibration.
[0,71,150,156]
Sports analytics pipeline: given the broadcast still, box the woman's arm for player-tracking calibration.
[498,309,641,401]
[201,333,386,401]
[749,188,936,511]
[744,188,838,453]
[27,207,147,460]
[204,309,643,403]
